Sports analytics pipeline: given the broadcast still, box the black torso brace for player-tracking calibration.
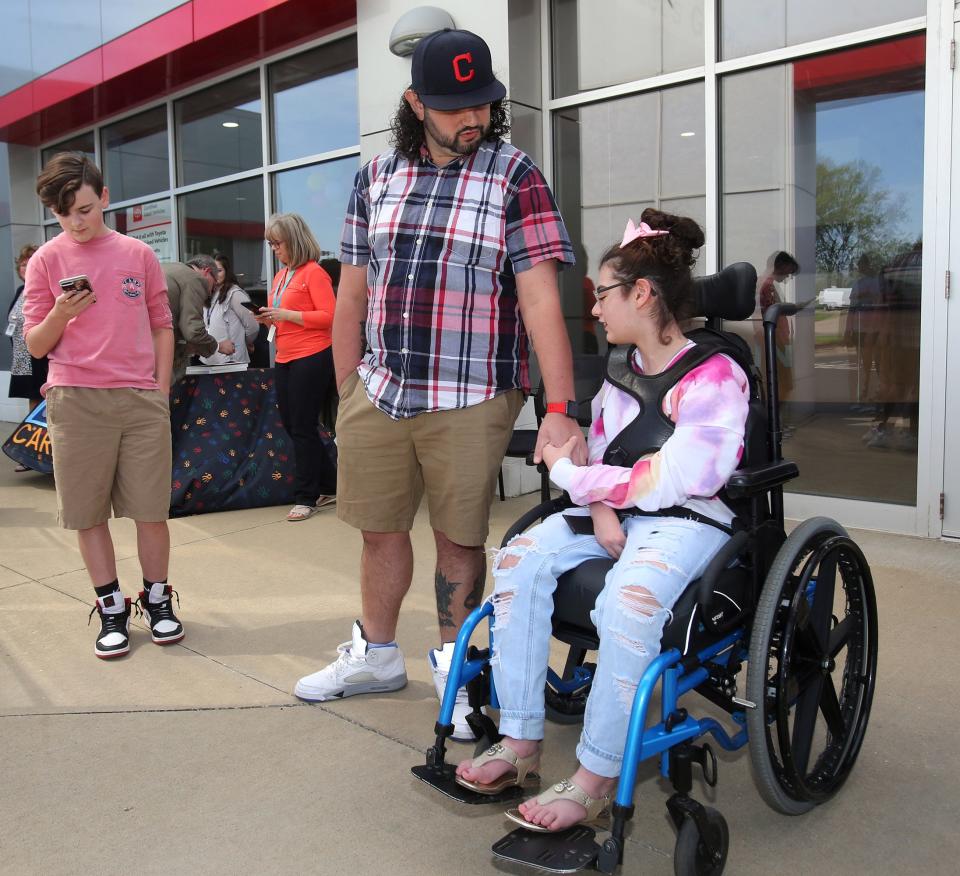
[597,334,745,534]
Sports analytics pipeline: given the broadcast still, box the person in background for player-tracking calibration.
[200,253,259,367]
[755,251,799,430]
[164,255,233,384]
[256,212,337,522]
[6,244,45,471]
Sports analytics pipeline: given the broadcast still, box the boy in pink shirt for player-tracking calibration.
[23,152,181,659]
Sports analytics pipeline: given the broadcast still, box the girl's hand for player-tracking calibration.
[541,435,579,471]
[590,502,625,560]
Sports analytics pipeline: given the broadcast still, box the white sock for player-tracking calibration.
[97,590,125,615]
[146,581,168,603]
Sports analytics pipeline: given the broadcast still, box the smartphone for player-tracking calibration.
[240,300,261,313]
[59,275,94,298]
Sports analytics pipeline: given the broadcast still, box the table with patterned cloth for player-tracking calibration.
[169,368,295,517]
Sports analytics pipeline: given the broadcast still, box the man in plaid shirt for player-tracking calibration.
[295,28,585,740]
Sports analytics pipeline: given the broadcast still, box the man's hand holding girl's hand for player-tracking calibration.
[542,435,580,471]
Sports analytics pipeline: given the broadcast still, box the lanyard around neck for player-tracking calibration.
[272,267,297,308]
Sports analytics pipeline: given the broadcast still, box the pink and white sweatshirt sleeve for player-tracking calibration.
[549,347,750,522]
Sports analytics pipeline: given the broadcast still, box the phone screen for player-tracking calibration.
[240,300,260,313]
[59,276,93,296]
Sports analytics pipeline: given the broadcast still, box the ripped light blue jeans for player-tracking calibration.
[490,510,729,778]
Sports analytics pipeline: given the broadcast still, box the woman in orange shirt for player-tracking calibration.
[257,213,337,521]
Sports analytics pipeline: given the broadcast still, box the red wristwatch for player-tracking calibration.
[545,401,579,418]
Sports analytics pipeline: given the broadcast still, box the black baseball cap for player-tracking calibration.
[411,29,507,110]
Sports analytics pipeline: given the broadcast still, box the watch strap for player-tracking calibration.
[545,401,578,418]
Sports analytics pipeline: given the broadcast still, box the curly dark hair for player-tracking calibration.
[598,207,705,345]
[389,95,511,161]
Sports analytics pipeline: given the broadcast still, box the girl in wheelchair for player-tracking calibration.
[455,209,750,832]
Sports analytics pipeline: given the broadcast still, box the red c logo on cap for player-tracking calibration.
[452,52,475,83]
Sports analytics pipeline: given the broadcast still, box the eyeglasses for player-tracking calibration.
[592,277,660,303]
[592,280,631,303]
[266,240,283,249]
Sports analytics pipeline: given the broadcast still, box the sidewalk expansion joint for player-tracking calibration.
[0,703,310,719]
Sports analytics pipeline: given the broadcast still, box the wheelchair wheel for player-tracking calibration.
[673,807,728,876]
[746,517,878,815]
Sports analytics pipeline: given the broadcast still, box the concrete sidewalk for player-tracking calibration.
[1,452,958,875]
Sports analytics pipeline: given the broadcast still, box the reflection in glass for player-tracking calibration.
[42,132,96,167]
[179,177,266,295]
[102,107,169,202]
[721,35,925,504]
[551,0,703,98]
[553,83,706,352]
[105,199,174,263]
[270,38,359,163]
[720,0,924,60]
[175,73,263,186]
[273,158,359,260]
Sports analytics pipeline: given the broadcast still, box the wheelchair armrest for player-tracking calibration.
[696,530,750,636]
[725,460,799,499]
[500,496,571,546]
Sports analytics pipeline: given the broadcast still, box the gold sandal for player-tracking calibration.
[455,742,541,795]
[505,778,611,832]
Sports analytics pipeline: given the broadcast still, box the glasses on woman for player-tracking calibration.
[592,280,631,303]
[266,239,283,250]
[593,277,660,303]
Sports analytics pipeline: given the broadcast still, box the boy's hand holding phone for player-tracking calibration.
[54,275,97,320]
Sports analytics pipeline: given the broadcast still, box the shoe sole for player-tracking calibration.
[151,631,185,645]
[294,675,407,702]
[95,644,130,659]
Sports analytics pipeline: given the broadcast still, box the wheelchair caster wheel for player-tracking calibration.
[673,807,728,876]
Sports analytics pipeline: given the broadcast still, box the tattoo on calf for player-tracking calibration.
[435,571,458,628]
[464,561,486,611]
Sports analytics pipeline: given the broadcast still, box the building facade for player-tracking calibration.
[1,0,958,538]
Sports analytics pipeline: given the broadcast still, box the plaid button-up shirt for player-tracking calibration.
[340,140,574,419]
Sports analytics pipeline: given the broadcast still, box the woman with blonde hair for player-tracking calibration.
[256,213,337,520]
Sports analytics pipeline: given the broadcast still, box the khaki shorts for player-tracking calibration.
[45,386,172,530]
[336,372,524,546]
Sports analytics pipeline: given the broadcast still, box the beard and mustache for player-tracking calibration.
[422,111,490,157]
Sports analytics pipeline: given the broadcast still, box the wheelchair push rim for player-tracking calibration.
[746,516,878,814]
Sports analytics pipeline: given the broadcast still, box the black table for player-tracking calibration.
[169,368,295,517]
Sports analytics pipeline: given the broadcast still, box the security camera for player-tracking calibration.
[388,6,456,57]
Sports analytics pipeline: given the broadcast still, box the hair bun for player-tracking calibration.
[639,208,705,251]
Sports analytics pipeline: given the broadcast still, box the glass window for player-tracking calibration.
[41,132,95,167]
[106,199,174,263]
[101,107,169,202]
[720,35,925,505]
[179,177,266,295]
[551,0,703,98]
[721,0,925,60]
[175,73,263,186]
[270,38,359,163]
[273,157,359,260]
[553,82,706,353]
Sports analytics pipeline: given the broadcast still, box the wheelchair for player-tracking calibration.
[412,263,878,875]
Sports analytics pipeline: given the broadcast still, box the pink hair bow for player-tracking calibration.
[620,219,669,248]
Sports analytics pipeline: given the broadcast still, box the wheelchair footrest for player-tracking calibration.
[491,826,600,873]
[411,763,525,805]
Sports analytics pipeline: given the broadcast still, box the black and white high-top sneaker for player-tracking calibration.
[88,597,132,659]
[136,585,184,645]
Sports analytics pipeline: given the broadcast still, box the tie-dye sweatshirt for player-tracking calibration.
[549,342,750,525]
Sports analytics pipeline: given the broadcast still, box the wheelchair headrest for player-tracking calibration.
[692,262,757,321]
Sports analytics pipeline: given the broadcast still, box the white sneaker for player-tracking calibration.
[295,621,407,702]
[429,642,475,742]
